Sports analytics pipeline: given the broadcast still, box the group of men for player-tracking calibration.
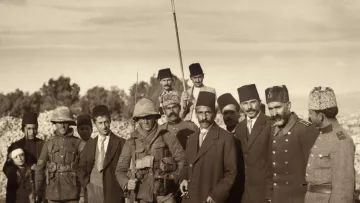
[3,63,356,203]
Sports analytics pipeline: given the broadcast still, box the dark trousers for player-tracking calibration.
[47,200,78,203]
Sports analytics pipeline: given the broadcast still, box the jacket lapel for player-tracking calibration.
[236,121,248,152]
[88,137,97,168]
[247,112,266,149]
[103,133,119,170]
[188,128,200,164]
[193,124,218,164]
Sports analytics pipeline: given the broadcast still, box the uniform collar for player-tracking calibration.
[319,124,333,134]
[277,112,297,136]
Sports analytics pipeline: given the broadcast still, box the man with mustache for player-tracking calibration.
[116,98,185,203]
[35,106,85,203]
[180,63,216,126]
[159,91,198,150]
[265,85,319,203]
[78,105,126,203]
[157,68,179,125]
[217,93,245,203]
[180,91,237,203]
[234,84,272,203]
[305,87,355,203]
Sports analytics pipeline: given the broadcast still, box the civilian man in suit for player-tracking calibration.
[77,105,126,203]
[180,91,237,203]
[217,93,245,203]
[235,84,272,203]
[180,63,216,126]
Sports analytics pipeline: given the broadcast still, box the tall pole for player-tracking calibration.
[171,0,186,91]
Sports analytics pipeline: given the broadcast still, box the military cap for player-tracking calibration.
[196,91,216,110]
[92,105,110,119]
[308,86,337,110]
[189,63,204,77]
[77,114,92,127]
[22,112,38,126]
[237,84,260,103]
[157,68,173,80]
[265,85,289,104]
[217,93,240,112]
[162,91,180,107]
[51,106,76,126]
[133,98,161,119]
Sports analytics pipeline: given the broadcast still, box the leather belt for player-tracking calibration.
[307,184,332,194]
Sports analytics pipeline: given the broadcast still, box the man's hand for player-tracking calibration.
[180,180,188,194]
[79,196,85,203]
[127,179,138,190]
[181,91,190,107]
[31,164,36,170]
[205,196,216,203]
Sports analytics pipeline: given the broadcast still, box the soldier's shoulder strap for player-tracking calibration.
[299,119,311,127]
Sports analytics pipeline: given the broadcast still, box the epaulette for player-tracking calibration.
[299,119,311,127]
[336,131,346,140]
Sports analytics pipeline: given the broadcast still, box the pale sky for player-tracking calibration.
[1,0,360,103]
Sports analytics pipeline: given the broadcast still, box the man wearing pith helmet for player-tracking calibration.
[35,106,85,203]
[265,85,319,203]
[115,98,185,203]
[305,87,355,203]
[235,84,272,203]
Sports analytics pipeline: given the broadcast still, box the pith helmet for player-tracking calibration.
[51,106,76,126]
[133,98,161,120]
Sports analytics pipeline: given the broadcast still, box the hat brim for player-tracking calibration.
[51,119,76,126]
[133,112,161,120]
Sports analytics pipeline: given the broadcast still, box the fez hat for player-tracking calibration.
[196,91,216,110]
[22,112,38,126]
[157,68,173,80]
[77,114,93,127]
[308,86,337,110]
[133,98,161,119]
[265,85,289,104]
[92,105,110,119]
[189,63,204,77]
[217,93,240,112]
[237,84,260,103]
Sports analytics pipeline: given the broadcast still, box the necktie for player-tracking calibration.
[98,137,106,172]
[199,131,207,147]
[248,119,253,134]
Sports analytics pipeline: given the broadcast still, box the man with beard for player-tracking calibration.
[77,114,93,142]
[180,63,216,126]
[265,85,319,203]
[159,91,198,150]
[180,91,237,203]
[3,112,45,175]
[234,84,272,203]
[78,105,126,203]
[305,87,355,203]
[217,93,244,203]
[116,98,185,203]
[157,68,179,125]
[35,106,85,203]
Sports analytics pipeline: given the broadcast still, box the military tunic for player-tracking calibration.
[267,113,319,203]
[159,120,198,150]
[35,130,85,201]
[305,120,355,203]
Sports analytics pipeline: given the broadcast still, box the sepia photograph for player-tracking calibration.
[1,0,360,202]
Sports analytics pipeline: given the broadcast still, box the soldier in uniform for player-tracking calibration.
[157,68,179,125]
[35,106,85,203]
[265,85,319,203]
[180,63,216,126]
[159,91,198,150]
[115,98,185,203]
[305,87,355,203]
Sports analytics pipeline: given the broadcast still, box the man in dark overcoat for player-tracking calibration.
[235,84,272,203]
[180,91,237,203]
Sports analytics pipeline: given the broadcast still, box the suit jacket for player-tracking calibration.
[180,124,237,203]
[235,112,272,203]
[180,85,216,121]
[77,132,126,203]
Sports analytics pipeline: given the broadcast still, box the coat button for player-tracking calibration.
[273,162,276,166]
[285,182,289,185]
[310,154,314,157]
[273,173,277,176]
[61,155,64,158]
[319,154,323,158]
[285,139,289,142]
[314,145,317,149]
[284,150,288,153]
[272,151,276,154]
[273,140,276,144]
[285,161,288,164]
[306,173,308,177]
[273,183,277,186]
[307,164,310,167]
[189,164,193,167]
[288,132,291,135]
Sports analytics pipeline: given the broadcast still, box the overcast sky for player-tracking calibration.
[1,0,360,102]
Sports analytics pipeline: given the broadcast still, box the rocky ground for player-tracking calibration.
[0,112,359,199]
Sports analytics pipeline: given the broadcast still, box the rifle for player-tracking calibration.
[29,168,36,203]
